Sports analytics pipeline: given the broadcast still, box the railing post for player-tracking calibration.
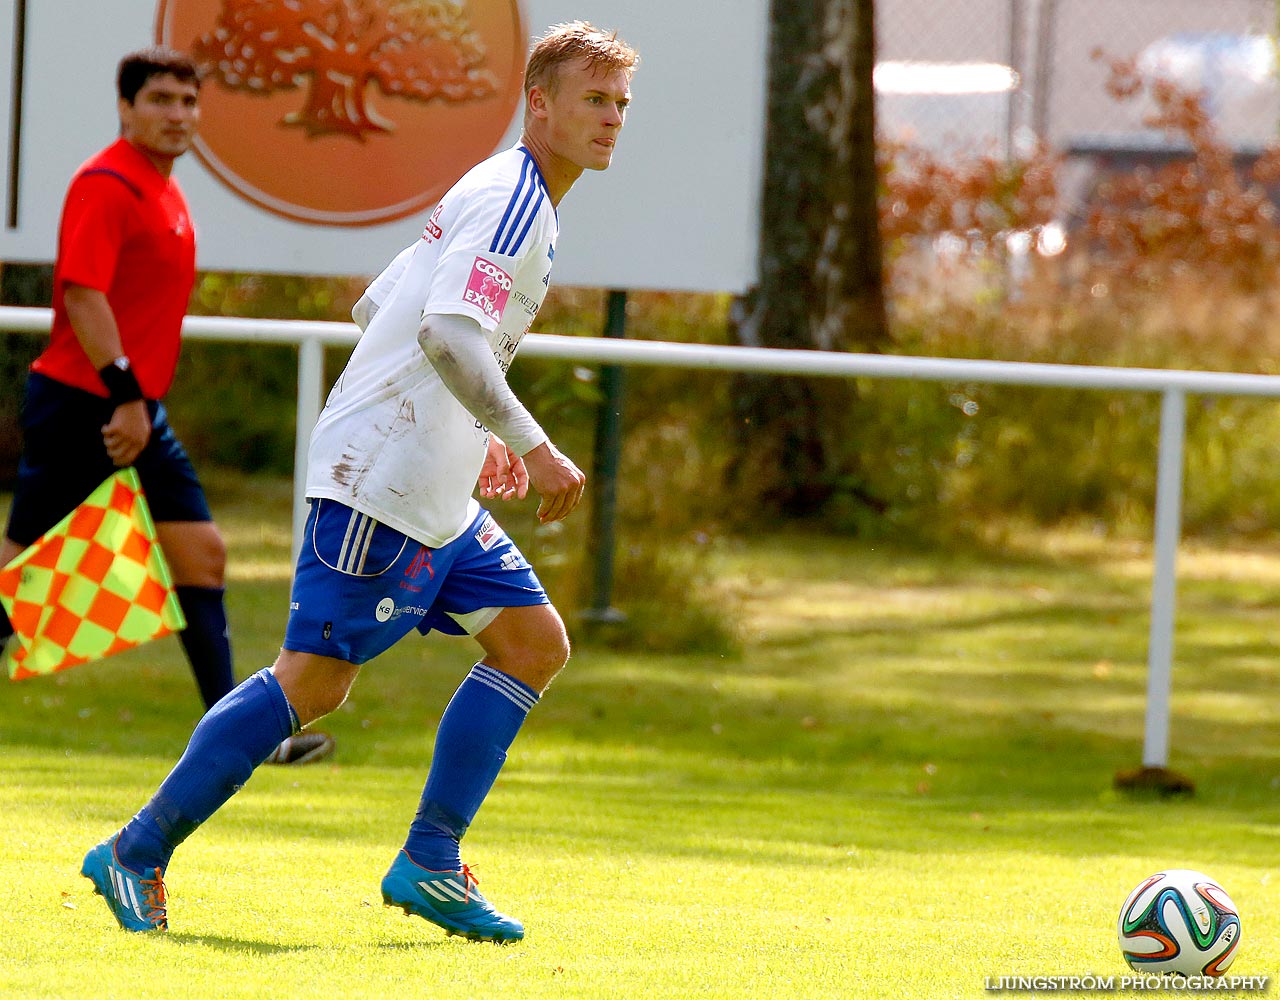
[1142,387,1186,769]
[292,336,325,562]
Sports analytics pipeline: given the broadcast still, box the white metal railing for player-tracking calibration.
[3,303,1280,771]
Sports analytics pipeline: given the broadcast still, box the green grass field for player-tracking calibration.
[2,474,1279,999]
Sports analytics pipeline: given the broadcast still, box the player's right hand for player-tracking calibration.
[101,399,152,467]
[521,442,586,523]
[478,434,529,502]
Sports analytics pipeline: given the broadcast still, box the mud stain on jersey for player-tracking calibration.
[331,454,362,487]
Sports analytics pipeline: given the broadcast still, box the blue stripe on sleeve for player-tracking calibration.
[489,156,535,254]
[507,188,546,257]
[497,183,538,255]
[488,149,552,256]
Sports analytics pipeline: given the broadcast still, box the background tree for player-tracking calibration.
[193,0,497,138]
[733,0,889,519]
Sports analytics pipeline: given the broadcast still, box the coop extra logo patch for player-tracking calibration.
[155,0,527,226]
[464,257,513,321]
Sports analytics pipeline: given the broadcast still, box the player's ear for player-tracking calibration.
[526,85,551,121]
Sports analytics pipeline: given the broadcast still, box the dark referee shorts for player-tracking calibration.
[5,371,212,546]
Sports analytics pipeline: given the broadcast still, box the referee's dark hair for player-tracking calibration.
[117,47,201,105]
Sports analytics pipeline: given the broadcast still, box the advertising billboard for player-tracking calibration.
[0,0,766,291]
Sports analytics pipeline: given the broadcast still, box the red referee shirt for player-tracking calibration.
[32,137,196,400]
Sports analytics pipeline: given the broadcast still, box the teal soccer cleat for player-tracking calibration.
[81,836,168,932]
[381,851,524,943]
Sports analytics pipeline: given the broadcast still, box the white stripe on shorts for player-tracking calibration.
[338,510,374,574]
[337,509,360,572]
[352,513,375,573]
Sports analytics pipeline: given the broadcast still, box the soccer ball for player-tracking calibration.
[1117,869,1241,977]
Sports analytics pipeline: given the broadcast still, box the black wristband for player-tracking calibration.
[98,357,144,406]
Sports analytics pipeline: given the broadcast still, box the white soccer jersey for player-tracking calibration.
[306,145,558,547]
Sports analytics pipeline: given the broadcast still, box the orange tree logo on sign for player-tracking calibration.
[155,0,526,226]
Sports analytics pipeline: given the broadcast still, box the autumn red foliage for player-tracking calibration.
[879,138,1060,250]
[1083,50,1280,294]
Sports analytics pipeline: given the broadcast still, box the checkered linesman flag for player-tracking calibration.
[0,469,186,680]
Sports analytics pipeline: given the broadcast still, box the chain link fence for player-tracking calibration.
[876,0,1280,278]
[877,0,1277,153]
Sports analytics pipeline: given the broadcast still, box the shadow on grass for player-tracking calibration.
[164,931,459,954]
[373,938,467,952]
[166,933,324,954]
[755,600,1143,654]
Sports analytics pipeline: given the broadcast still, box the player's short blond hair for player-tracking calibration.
[523,21,638,96]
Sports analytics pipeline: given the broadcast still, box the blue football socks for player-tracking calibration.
[403,663,539,871]
[115,668,298,872]
[175,585,236,711]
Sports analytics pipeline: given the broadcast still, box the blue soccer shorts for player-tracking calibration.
[283,498,549,665]
[6,372,212,546]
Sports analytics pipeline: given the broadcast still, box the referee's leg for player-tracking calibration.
[157,519,236,711]
[156,520,226,588]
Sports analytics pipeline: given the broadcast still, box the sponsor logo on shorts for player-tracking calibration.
[405,546,434,580]
[375,596,433,623]
[475,513,503,551]
[464,257,513,322]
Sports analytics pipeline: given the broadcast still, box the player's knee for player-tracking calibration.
[494,630,570,692]
[538,628,572,678]
[309,680,351,720]
[287,667,359,724]
[477,604,571,692]
[534,614,572,673]
[273,651,360,726]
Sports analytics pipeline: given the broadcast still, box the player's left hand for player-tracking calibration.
[477,434,529,502]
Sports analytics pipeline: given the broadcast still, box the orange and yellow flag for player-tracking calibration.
[1,469,186,681]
